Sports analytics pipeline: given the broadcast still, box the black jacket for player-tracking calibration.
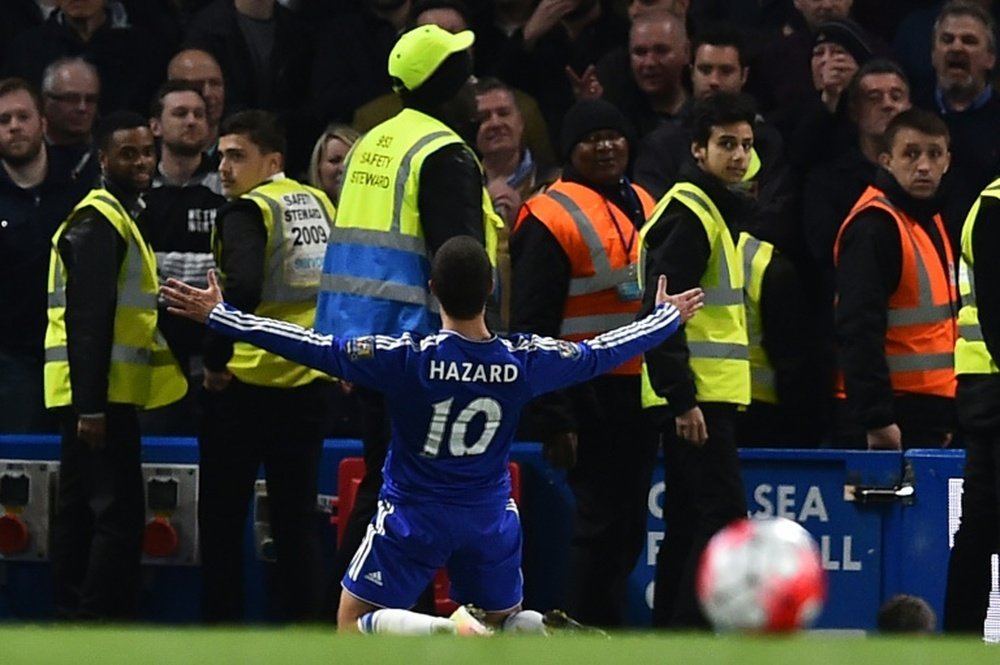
[0,148,92,358]
[55,181,145,414]
[834,169,955,429]
[638,162,753,413]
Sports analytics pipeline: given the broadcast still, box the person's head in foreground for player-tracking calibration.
[877,594,936,633]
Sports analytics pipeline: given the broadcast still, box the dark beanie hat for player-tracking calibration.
[814,19,874,66]
[559,98,630,161]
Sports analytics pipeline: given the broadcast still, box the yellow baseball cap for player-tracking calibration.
[388,24,475,92]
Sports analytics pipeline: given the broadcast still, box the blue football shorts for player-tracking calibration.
[342,496,523,612]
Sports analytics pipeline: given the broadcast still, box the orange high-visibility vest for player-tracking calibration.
[516,179,655,375]
[833,186,958,398]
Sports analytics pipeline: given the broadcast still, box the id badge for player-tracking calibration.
[616,264,641,301]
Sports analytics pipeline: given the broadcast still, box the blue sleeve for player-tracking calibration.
[206,303,407,387]
[523,303,683,397]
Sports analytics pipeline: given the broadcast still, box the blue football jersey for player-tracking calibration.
[206,303,683,507]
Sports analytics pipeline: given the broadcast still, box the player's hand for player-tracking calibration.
[676,406,708,446]
[544,431,578,469]
[866,423,902,451]
[655,275,704,322]
[77,414,106,450]
[203,367,233,392]
[161,269,224,323]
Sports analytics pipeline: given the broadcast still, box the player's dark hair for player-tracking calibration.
[880,108,950,154]
[95,110,149,152]
[220,109,286,156]
[430,236,492,320]
[692,92,756,146]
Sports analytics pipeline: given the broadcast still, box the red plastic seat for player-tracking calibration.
[333,456,521,615]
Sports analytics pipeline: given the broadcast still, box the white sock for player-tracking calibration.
[358,609,456,635]
[502,610,546,633]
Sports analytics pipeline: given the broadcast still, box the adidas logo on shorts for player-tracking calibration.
[364,571,384,586]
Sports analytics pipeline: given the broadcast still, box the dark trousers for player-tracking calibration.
[563,375,658,628]
[198,377,328,622]
[943,426,1000,633]
[50,404,145,620]
[652,402,746,628]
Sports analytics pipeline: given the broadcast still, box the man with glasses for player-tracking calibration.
[41,57,100,185]
[511,98,657,628]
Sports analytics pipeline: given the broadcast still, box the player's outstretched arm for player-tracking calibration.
[526,276,703,396]
[161,270,355,380]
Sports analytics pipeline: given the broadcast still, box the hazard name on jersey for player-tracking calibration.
[427,360,520,384]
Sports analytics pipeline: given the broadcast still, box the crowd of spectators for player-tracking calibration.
[2,0,995,449]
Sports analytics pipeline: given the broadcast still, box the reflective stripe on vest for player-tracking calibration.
[834,187,958,395]
[518,179,650,376]
[955,180,1000,374]
[739,232,777,404]
[221,178,334,388]
[639,182,750,407]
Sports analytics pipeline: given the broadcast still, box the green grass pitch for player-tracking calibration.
[0,627,996,665]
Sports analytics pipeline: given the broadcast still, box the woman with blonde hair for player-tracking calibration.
[308,124,361,205]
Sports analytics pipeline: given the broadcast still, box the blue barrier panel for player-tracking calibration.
[0,435,967,631]
[891,450,965,625]
[627,449,906,629]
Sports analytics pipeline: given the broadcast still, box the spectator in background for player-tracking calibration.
[40,57,101,185]
[833,109,957,450]
[475,76,558,335]
[184,0,315,172]
[801,59,912,318]
[306,0,410,127]
[633,26,787,216]
[879,594,937,633]
[475,77,558,206]
[921,1,1000,248]
[141,81,225,436]
[511,99,658,627]
[600,9,690,140]
[497,0,628,139]
[167,48,227,153]
[307,124,359,206]
[0,77,91,433]
[45,111,186,619]
[782,18,874,168]
[4,0,167,116]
